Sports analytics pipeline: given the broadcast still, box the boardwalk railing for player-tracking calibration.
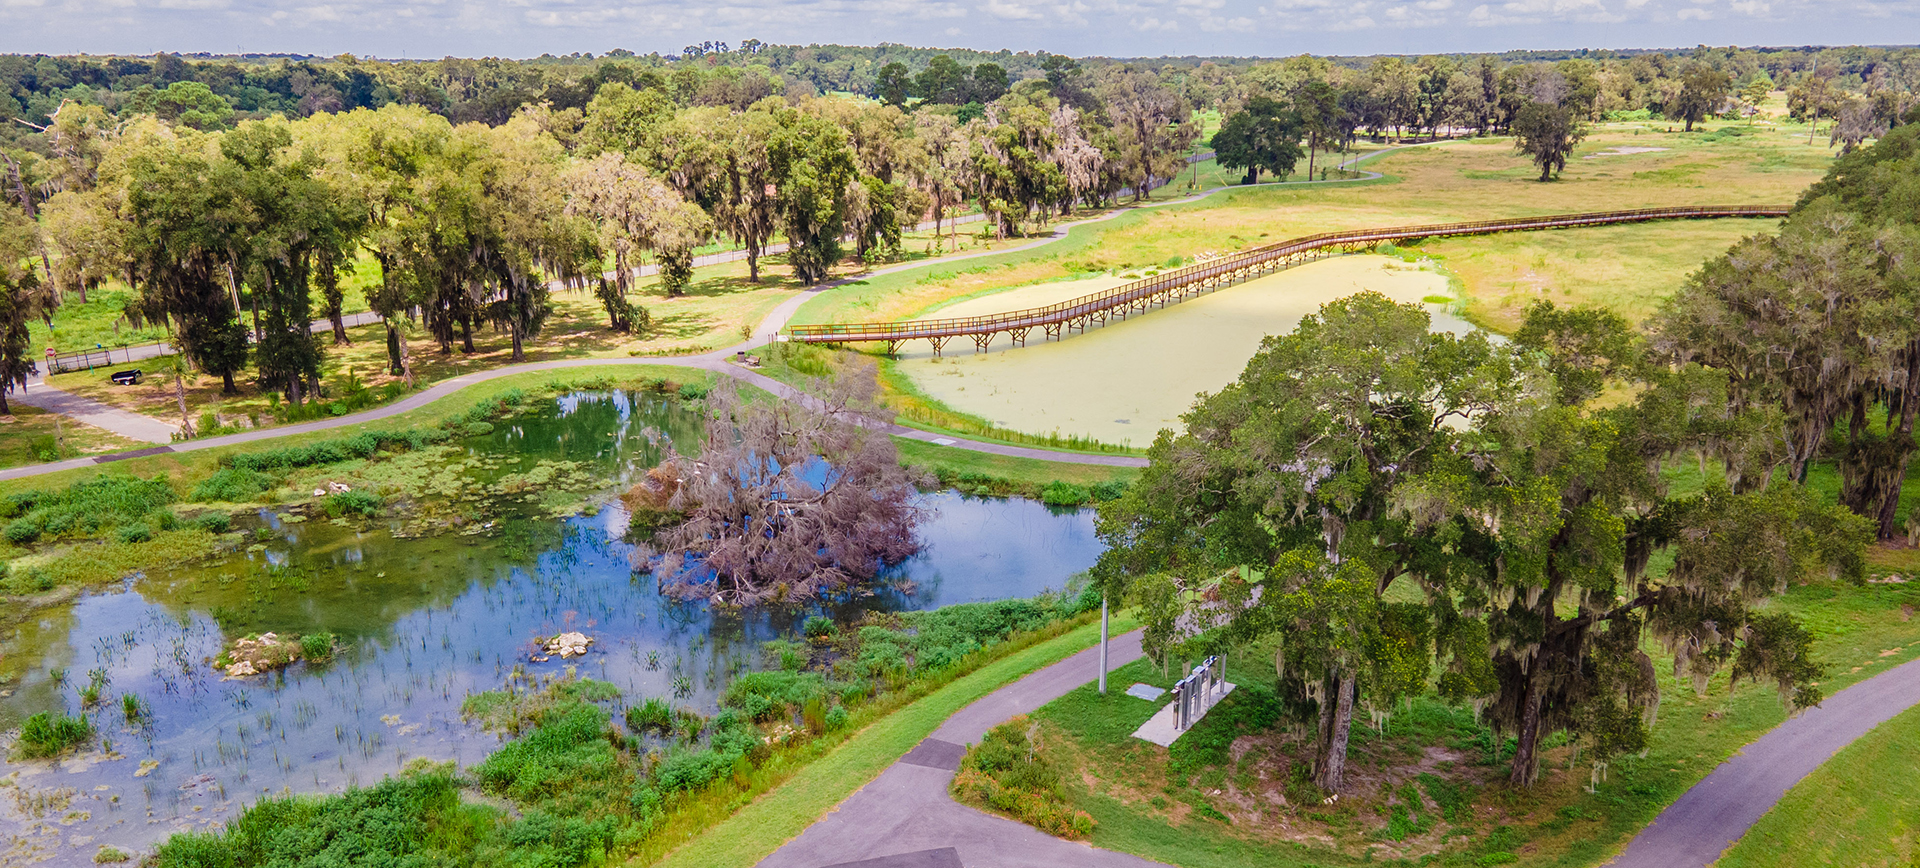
[787,205,1789,355]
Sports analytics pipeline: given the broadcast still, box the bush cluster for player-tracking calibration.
[2,475,176,544]
[149,768,497,868]
[950,716,1094,839]
[190,468,276,502]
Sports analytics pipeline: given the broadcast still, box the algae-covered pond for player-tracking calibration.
[0,390,1101,863]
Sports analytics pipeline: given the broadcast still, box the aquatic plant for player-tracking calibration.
[121,693,146,723]
[625,697,674,736]
[14,711,93,758]
[724,670,827,722]
[189,468,277,503]
[193,512,233,533]
[300,633,337,662]
[147,767,486,868]
[1,474,177,544]
[463,676,621,736]
[322,490,381,518]
[78,668,109,706]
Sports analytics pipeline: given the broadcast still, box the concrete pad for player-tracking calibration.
[899,739,966,772]
[1132,683,1235,748]
[1124,683,1164,701]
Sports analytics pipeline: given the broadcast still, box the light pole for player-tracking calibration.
[1098,595,1109,695]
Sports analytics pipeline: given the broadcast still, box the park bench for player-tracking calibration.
[110,369,143,385]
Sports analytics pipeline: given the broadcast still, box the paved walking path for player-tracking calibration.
[1607,655,1920,868]
[8,378,181,443]
[757,631,1165,868]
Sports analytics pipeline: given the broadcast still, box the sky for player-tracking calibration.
[1,0,1915,60]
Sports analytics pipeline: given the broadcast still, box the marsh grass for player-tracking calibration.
[14,710,94,759]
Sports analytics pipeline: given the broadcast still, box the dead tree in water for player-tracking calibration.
[633,363,926,606]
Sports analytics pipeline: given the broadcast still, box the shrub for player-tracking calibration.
[300,633,336,662]
[323,490,381,518]
[5,475,176,543]
[676,382,709,400]
[762,639,808,671]
[464,421,495,437]
[5,517,39,543]
[1040,481,1091,506]
[194,512,233,534]
[950,716,1093,839]
[825,705,849,731]
[14,711,92,758]
[802,614,836,639]
[115,523,152,543]
[723,669,826,721]
[190,468,276,502]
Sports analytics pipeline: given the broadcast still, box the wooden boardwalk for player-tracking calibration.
[786,205,1788,355]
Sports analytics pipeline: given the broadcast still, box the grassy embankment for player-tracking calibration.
[647,612,1138,868]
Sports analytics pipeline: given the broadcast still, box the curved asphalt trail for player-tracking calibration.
[0,145,1418,483]
[754,630,1166,868]
[1606,655,1920,868]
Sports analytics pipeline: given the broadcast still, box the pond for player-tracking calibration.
[0,390,1104,862]
[895,256,1470,447]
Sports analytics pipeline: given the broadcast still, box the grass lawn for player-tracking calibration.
[1717,700,1920,868]
[646,614,1137,868]
[0,403,146,468]
[1007,550,1920,868]
[895,438,1138,492]
[1413,217,1779,333]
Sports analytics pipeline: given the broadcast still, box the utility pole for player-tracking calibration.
[1098,595,1109,695]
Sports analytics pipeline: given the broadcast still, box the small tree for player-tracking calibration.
[1674,63,1735,132]
[1210,97,1306,185]
[1512,99,1585,181]
[636,364,927,606]
[0,209,42,415]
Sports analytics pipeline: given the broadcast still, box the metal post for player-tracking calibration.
[1098,596,1109,695]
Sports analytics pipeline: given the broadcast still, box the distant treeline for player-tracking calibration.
[2,44,1917,138]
